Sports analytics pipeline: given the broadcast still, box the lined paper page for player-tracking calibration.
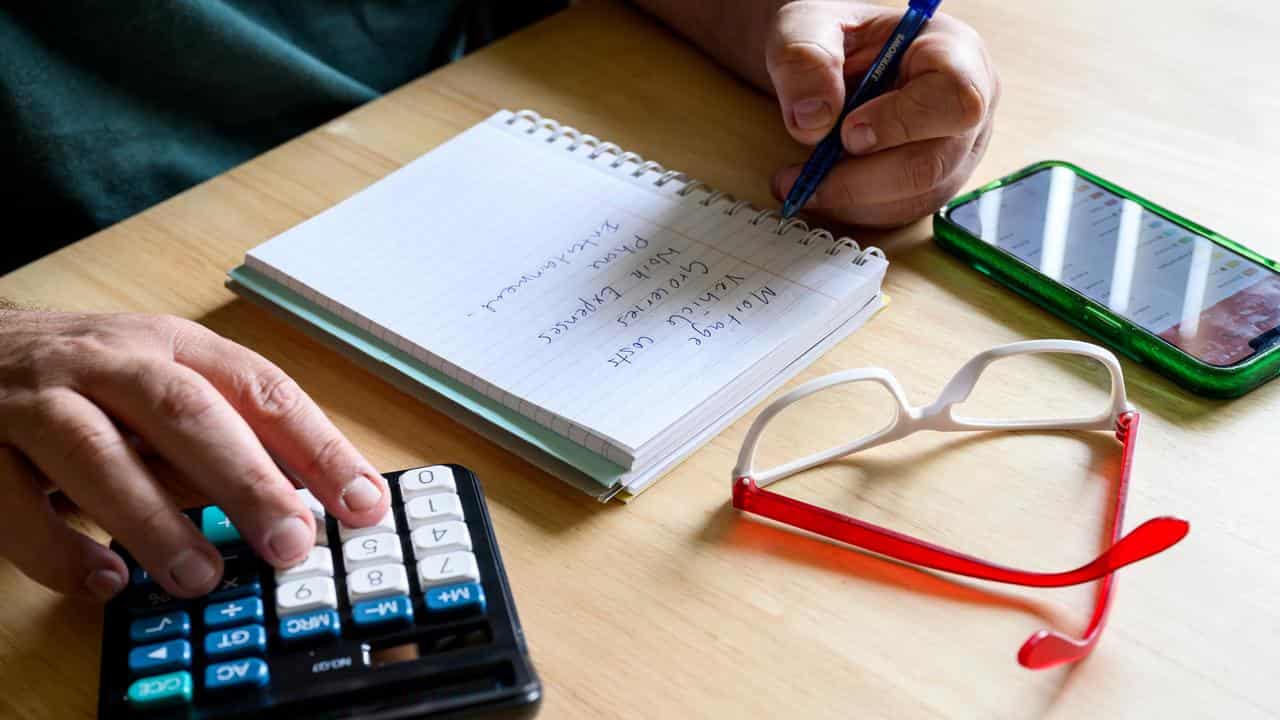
[248,111,885,460]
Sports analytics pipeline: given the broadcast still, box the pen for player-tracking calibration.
[780,0,944,219]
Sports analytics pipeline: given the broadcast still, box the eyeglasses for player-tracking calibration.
[732,340,1189,669]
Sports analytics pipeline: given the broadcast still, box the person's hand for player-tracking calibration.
[766,1,999,227]
[0,309,391,600]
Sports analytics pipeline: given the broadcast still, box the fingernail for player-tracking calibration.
[844,123,877,154]
[341,475,383,513]
[793,98,833,131]
[85,569,125,601]
[169,549,218,592]
[267,516,312,563]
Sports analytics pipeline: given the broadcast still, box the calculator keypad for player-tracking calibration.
[106,464,527,718]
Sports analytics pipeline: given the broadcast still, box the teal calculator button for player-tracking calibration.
[126,671,193,709]
[352,595,413,627]
[204,597,264,629]
[425,582,486,615]
[205,657,269,691]
[279,609,341,642]
[201,506,241,545]
[205,624,267,659]
[129,611,190,643]
[128,639,192,676]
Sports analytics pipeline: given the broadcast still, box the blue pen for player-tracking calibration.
[780,0,944,219]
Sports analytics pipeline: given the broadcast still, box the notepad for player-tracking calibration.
[228,109,888,500]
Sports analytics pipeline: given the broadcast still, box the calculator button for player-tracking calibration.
[410,521,472,557]
[405,493,464,528]
[315,521,330,547]
[346,563,410,604]
[126,587,180,615]
[338,510,397,543]
[276,577,339,616]
[204,597,264,629]
[417,551,479,588]
[200,506,242,546]
[129,611,190,643]
[279,608,341,643]
[126,671,192,710]
[398,465,457,499]
[204,624,267,659]
[128,639,192,676]
[205,657,270,691]
[210,566,262,601]
[130,567,151,585]
[342,532,404,570]
[352,595,414,627]
[297,488,326,521]
[276,546,334,582]
[424,582,486,616]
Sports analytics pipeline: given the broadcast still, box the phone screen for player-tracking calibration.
[947,166,1280,367]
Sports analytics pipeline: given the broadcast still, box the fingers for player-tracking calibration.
[772,120,992,227]
[78,357,318,569]
[776,133,975,208]
[766,1,853,144]
[3,389,224,598]
[170,325,390,528]
[840,32,994,155]
[0,447,129,600]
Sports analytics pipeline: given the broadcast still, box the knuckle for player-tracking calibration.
[302,433,348,481]
[954,79,987,129]
[243,367,304,422]
[61,415,127,467]
[148,370,219,424]
[772,39,843,76]
[905,150,949,195]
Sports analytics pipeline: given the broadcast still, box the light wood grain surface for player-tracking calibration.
[2,1,1278,718]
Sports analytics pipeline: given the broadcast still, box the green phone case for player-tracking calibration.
[933,160,1280,398]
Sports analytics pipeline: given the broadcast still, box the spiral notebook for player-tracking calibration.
[227,109,888,501]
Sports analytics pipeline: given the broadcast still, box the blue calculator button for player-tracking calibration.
[127,671,192,709]
[425,582,486,615]
[201,506,241,546]
[209,570,262,601]
[130,567,151,585]
[204,597,264,629]
[279,609,341,643]
[129,611,190,643]
[128,639,191,676]
[204,624,267,659]
[205,657,270,691]
[352,595,414,627]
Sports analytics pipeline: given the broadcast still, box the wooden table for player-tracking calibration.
[3,1,1278,717]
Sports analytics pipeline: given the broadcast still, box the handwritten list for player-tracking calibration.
[247,110,886,465]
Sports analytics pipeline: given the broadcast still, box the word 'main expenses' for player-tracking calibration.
[480,220,619,313]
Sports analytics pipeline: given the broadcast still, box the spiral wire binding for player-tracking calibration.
[504,109,884,265]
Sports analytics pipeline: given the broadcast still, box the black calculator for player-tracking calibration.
[98,465,541,719]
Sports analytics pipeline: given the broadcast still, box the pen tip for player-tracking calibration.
[780,201,797,220]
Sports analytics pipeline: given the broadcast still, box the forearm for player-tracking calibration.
[628,0,783,92]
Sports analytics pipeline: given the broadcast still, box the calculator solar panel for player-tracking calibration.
[98,465,541,719]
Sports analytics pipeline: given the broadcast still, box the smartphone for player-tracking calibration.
[934,161,1280,397]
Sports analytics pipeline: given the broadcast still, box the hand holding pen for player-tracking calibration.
[765,1,1000,227]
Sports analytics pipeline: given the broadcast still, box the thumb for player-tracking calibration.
[766,3,849,145]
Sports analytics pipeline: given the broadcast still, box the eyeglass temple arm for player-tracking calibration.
[1015,411,1190,668]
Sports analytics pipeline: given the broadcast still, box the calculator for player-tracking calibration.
[97,465,541,719]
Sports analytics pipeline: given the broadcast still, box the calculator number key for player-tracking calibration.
[405,493,464,528]
[417,551,479,589]
[347,563,410,604]
[276,577,338,616]
[411,521,472,557]
[276,546,335,583]
[338,510,398,543]
[342,532,404,570]
[399,465,457,499]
